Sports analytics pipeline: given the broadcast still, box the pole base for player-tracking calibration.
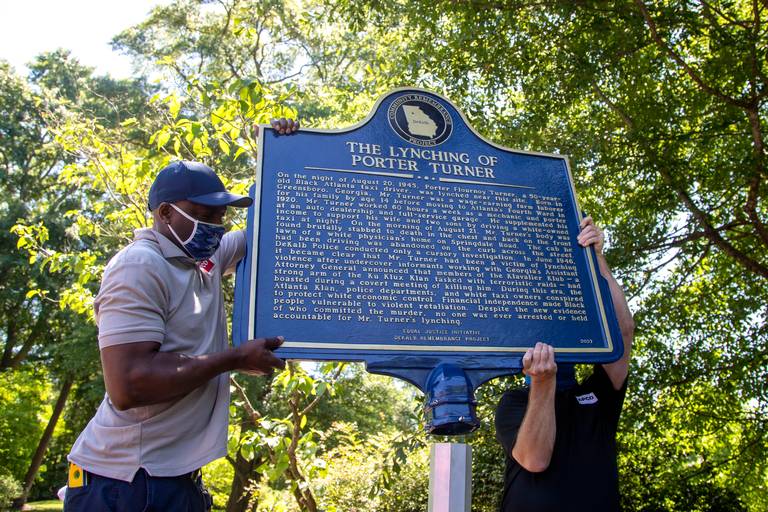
[428,443,472,512]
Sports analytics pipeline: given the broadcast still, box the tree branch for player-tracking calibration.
[591,82,635,130]
[637,220,750,252]
[230,374,262,424]
[594,67,768,276]
[0,318,18,369]
[744,172,768,247]
[633,0,749,109]
[748,0,768,93]
[655,164,768,278]
[7,311,49,369]
[299,363,345,418]
[287,367,317,512]
[700,0,750,28]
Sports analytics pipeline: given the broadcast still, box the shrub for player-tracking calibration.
[0,471,22,509]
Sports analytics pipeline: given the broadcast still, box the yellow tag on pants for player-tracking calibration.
[68,463,86,488]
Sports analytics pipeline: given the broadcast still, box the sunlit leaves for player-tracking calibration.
[330,1,768,509]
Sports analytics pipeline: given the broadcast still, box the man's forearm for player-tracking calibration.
[511,381,557,472]
[596,255,635,341]
[103,344,243,410]
[597,254,635,388]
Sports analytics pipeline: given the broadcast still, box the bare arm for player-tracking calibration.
[578,217,636,390]
[511,343,558,473]
[101,337,285,410]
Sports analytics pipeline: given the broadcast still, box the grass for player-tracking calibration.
[21,499,225,511]
[23,501,63,511]
[21,499,221,511]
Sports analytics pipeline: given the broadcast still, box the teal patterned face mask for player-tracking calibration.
[167,203,226,261]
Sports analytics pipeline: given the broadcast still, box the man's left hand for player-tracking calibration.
[577,216,604,254]
[252,118,300,138]
[270,117,299,134]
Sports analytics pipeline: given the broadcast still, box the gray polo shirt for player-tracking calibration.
[68,227,245,481]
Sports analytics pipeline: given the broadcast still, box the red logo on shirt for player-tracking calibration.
[199,259,215,274]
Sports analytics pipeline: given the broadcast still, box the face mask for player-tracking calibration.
[167,203,226,261]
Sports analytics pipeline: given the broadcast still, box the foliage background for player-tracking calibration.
[1,1,766,511]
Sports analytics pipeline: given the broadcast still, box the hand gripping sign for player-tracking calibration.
[233,88,623,435]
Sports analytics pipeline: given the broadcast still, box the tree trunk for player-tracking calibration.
[227,375,271,512]
[225,450,261,512]
[12,375,74,509]
[1,319,18,369]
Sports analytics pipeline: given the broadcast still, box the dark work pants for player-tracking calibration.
[63,468,212,512]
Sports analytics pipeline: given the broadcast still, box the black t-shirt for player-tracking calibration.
[495,366,627,512]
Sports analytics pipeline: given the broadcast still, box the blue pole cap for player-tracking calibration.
[423,364,480,436]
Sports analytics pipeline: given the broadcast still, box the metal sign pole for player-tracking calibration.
[428,443,472,512]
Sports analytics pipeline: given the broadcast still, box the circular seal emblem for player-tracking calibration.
[387,93,453,147]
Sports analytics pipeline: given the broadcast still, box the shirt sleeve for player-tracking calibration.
[585,365,628,425]
[495,389,529,459]
[95,258,168,349]
[215,229,246,275]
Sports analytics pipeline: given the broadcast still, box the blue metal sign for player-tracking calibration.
[233,88,623,434]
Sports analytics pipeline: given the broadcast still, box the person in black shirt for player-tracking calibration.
[495,217,635,512]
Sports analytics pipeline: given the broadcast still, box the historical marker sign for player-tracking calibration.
[232,88,623,432]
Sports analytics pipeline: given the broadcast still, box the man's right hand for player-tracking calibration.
[522,342,557,386]
[235,336,286,375]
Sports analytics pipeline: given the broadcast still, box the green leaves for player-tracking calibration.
[329,1,768,509]
[15,2,767,510]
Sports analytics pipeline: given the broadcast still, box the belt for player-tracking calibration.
[68,463,201,486]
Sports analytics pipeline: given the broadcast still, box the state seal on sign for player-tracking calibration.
[388,93,453,147]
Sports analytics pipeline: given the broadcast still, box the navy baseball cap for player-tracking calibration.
[148,161,253,210]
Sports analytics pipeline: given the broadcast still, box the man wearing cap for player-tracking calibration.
[64,119,299,512]
[495,217,635,512]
